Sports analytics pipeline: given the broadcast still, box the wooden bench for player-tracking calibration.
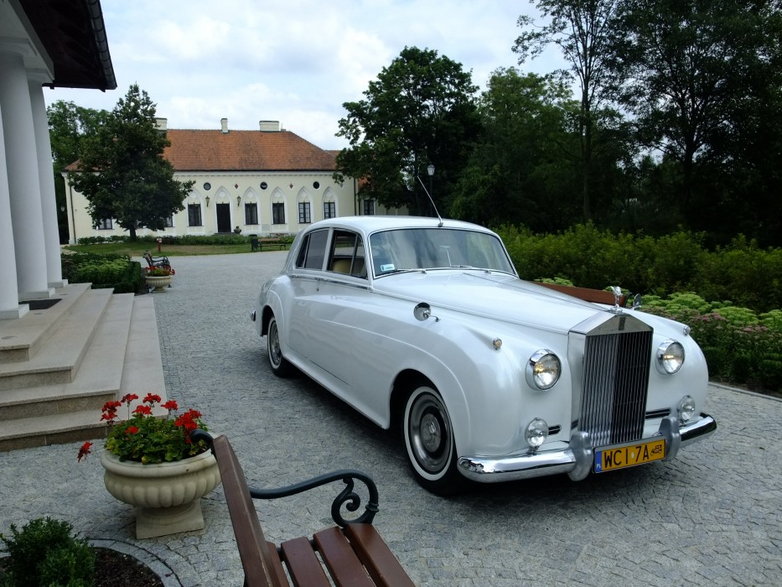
[250,237,289,252]
[537,282,627,306]
[191,430,414,587]
[143,251,172,270]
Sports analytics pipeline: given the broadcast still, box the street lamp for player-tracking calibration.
[427,164,435,202]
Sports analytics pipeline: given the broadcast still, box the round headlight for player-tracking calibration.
[525,418,548,448]
[657,340,685,374]
[526,350,561,390]
[678,395,696,423]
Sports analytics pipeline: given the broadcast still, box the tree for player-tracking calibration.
[450,69,582,230]
[69,84,192,240]
[612,0,782,243]
[514,0,622,222]
[335,46,480,215]
[47,102,110,242]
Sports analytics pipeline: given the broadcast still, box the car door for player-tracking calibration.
[302,231,373,385]
[287,228,329,361]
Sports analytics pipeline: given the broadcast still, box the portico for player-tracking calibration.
[0,0,115,319]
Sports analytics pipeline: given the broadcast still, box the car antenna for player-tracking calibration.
[416,175,444,227]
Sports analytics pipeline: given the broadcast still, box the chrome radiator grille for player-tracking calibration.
[577,318,653,448]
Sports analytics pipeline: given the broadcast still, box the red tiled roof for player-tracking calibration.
[163,129,338,172]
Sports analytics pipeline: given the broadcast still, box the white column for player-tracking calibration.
[0,105,29,319]
[0,52,53,300]
[29,74,65,288]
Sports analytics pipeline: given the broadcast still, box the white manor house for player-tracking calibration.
[64,118,401,243]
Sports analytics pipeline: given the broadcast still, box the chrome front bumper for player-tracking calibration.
[457,413,717,483]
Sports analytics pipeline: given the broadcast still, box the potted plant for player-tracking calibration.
[143,264,175,291]
[78,393,220,539]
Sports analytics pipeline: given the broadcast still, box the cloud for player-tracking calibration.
[44,0,560,150]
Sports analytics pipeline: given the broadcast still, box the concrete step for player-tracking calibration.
[0,282,92,364]
[0,288,114,391]
[0,409,108,451]
[0,295,168,451]
[0,293,134,421]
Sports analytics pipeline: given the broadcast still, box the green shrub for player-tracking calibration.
[494,224,779,313]
[693,236,782,312]
[0,517,95,586]
[641,297,782,393]
[61,253,143,294]
[760,310,782,332]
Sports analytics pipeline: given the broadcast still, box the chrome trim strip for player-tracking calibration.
[457,412,716,483]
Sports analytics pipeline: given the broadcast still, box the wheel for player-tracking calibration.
[403,385,464,495]
[266,315,294,377]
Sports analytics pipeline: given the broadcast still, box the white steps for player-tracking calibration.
[0,284,166,451]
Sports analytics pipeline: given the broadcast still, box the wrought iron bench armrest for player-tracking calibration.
[250,469,379,526]
[191,430,378,527]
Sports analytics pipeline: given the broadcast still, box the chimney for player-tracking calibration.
[220,118,229,133]
[259,120,280,132]
[155,118,167,131]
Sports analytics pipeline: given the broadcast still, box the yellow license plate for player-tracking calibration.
[594,438,666,473]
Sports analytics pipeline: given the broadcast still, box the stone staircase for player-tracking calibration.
[0,283,166,451]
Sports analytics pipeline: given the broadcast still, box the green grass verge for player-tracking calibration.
[64,242,285,257]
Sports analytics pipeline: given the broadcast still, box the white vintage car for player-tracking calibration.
[252,216,716,494]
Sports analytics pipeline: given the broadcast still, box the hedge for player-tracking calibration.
[496,224,782,313]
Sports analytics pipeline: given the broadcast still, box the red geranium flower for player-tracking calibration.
[78,393,208,464]
[77,442,92,462]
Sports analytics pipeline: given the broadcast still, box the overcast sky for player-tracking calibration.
[43,0,561,150]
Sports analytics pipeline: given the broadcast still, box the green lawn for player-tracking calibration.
[64,242,284,257]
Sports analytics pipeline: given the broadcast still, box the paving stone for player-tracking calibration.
[1,251,781,585]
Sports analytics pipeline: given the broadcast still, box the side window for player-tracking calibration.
[295,229,328,270]
[327,230,366,278]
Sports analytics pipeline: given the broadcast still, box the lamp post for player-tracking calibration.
[426,164,435,214]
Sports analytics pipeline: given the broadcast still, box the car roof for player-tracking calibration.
[307,215,496,236]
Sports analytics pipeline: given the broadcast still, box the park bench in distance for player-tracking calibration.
[250,236,289,252]
[191,430,414,587]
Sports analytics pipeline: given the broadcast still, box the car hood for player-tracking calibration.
[372,271,622,333]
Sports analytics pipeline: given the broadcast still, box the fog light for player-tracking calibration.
[678,395,696,423]
[525,418,548,448]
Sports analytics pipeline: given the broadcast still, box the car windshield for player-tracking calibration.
[369,228,515,277]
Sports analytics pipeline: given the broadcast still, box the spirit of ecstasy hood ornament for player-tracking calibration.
[611,286,623,313]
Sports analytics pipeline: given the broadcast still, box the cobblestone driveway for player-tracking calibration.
[1,251,780,586]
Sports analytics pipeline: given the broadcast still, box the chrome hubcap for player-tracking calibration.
[408,391,451,475]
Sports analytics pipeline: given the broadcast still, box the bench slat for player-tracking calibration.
[280,536,331,587]
[266,541,291,586]
[314,527,375,587]
[344,524,415,587]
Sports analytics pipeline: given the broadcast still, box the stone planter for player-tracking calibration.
[145,274,172,291]
[100,450,220,539]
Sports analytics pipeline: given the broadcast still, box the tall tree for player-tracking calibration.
[334,46,480,215]
[514,0,621,222]
[69,84,192,240]
[613,0,782,242]
[47,101,110,242]
[450,69,582,230]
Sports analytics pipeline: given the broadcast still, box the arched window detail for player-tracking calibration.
[297,188,312,224]
[322,187,337,219]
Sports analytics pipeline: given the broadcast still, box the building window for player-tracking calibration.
[96,218,112,230]
[323,201,336,219]
[272,202,285,224]
[188,204,202,227]
[363,199,375,216]
[298,202,311,224]
[245,203,259,225]
[164,216,174,228]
